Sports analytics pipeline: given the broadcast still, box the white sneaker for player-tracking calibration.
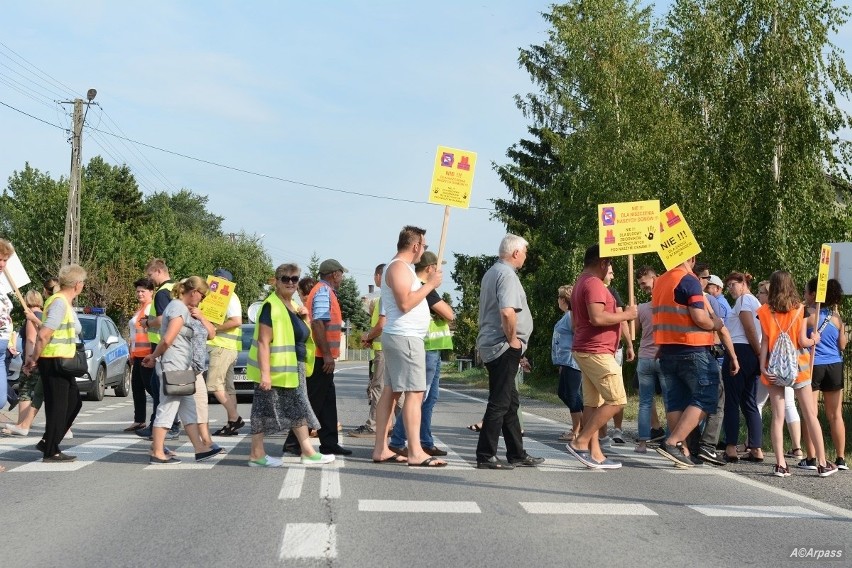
[301,453,336,465]
[2,424,29,436]
[598,436,613,449]
[611,429,626,444]
[248,455,284,468]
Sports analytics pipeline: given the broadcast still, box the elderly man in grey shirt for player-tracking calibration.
[475,234,544,470]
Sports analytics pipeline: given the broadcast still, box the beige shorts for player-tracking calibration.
[193,373,209,423]
[206,346,237,394]
[574,352,627,408]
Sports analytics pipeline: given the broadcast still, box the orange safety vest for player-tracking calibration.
[652,265,715,347]
[306,281,342,359]
[131,303,152,358]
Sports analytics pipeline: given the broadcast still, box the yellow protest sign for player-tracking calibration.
[428,145,477,208]
[658,204,702,270]
[199,275,236,325]
[597,200,660,256]
[816,244,831,303]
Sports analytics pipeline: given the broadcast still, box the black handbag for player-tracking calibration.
[58,343,88,378]
[162,369,196,396]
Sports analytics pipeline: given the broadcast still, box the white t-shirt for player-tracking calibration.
[225,293,242,319]
[726,293,762,345]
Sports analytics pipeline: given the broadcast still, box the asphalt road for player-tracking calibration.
[1,362,850,568]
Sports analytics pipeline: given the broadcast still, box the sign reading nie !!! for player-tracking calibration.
[597,200,660,256]
[657,204,701,270]
[428,145,477,209]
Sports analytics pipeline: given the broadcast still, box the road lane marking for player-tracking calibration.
[320,457,344,498]
[429,435,471,470]
[279,523,336,560]
[278,466,306,499]
[0,436,39,455]
[688,505,826,518]
[10,435,145,472]
[359,500,481,513]
[520,502,658,516]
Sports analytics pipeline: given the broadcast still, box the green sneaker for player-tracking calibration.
[301,453,335,465]
[248,455,284,468]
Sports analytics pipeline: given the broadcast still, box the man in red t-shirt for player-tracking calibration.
[566,245,637,470]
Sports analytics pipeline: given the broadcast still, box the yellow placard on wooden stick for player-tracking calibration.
[428,145,477,209]
[199,275,235,325]
[597,200,660,256]
[816,244,831,303]
[657,204,702,270]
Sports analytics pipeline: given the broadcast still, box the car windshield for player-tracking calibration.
[241,326,254,351]
[80,318,97,341]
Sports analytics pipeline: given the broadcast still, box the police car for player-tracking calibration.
[74,307,132,401]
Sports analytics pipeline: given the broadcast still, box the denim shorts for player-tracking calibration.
[659,349,719,414]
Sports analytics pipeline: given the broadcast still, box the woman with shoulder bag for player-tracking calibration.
[141,276,222,465]
[23,263,87,463]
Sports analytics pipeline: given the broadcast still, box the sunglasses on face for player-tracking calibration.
[279,275,300,284]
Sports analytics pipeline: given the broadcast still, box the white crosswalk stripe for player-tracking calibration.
[521,502,658,515]
[278,465,306,499]
[688,505,827,518]
[10,435,145,472]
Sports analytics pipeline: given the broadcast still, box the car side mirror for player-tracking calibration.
[105,335,120,346]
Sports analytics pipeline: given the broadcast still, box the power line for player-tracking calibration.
[2,96,495,211]
[86,125,495,211]
[0,40,77,99]
[0,99,65,130]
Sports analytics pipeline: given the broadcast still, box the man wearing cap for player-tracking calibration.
[706,274,731,321]
[284,259,352,456]
[207,268,245,437]
[387,251,454,456]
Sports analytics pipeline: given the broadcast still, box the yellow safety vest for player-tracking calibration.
[146,281,174,344]
[207,293,242,351]
[246,293,299,388]
[41,294,77,358]
[370,297,382,356]
[425,318,453,351]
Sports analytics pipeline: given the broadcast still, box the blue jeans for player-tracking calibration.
[557,365,583,413]
[636,357,664,440]
[659,349,719,414]
[390,349,441,448]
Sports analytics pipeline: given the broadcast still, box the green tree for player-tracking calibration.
[451,253,497,360]
[307,252,320,280]
[338,275,370,332]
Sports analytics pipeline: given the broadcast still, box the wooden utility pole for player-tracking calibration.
[62,98,84,266]
[61,89,96,267]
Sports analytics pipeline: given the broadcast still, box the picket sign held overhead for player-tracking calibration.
[657,204,701,271]
[597,200,660,340]
[1,251,35,318]
[428,145,477,265]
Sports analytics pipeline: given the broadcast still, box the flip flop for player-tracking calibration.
[372,454,407,464]
[408,456,447,468]
[466,423,482,432]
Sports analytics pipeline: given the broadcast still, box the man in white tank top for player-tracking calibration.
[371,226,447,467]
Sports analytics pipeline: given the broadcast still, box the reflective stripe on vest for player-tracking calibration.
[41,294,77,358]
[146,282,174,344]
[652,266,715,347]
[306,281,342,359]
[246,293,299,388]
[207,293,242,351]
[131,304,152,358]
[424,318,453,351]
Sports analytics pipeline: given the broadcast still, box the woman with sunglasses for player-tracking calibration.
[142,276,222,464]
[246,264,333,467]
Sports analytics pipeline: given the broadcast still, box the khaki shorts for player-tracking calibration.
[193,373,209,423]
[206,346,237,394]
[574,352,627,407]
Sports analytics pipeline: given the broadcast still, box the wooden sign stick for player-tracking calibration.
[2,267,35,319]
[627,253,635,340]
[435,205,451,268]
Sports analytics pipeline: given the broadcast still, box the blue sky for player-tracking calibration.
[1,1,850,297]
